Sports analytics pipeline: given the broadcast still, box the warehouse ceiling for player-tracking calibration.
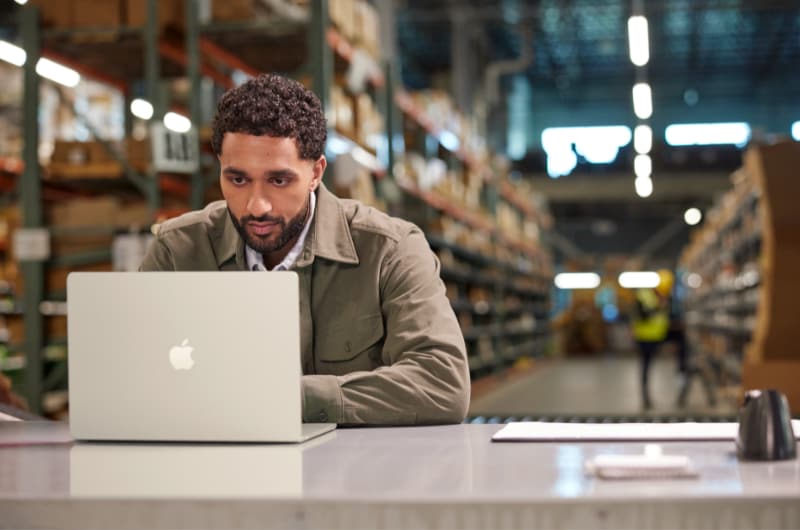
[395,0,800,264]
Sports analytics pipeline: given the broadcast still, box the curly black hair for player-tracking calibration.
[211,73,327,160]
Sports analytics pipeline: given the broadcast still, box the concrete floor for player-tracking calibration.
[469,352,738,419]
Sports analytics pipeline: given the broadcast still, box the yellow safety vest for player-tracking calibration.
[633,288,669,342]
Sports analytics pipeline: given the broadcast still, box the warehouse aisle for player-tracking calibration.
[469,353,737,418]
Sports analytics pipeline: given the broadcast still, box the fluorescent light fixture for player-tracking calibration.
[634,154,652,178]
[541,126,632,178]
[0,40,27,67]
[163,112,191,133]
[684,207,702,226]
[546,150,577,179]
[326,132,382,172]
[686,273,702,289]
[438,130,461,152]
[35,58,80,87]
[554,272,601,290]
[634,125,652,154]
[793,121,800,141]
[507,130,526,161]
[664,122,751,147]
[130,98,154,120]
[627,16,649,66]
[632,83,652,120]
[351,145,382,173]
[326,135,350,155]
[619,271,660,289]
[635,176,653,198]
[0,43,83,88]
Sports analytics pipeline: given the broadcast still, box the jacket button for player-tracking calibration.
[318,411,328,422]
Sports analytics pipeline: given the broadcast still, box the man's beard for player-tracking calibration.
[229,197,310,255]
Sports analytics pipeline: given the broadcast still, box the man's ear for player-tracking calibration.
[311,155,327,191]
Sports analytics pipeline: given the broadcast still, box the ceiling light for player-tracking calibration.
[791,121,799,141]
[665,122,751,147]
[35,58,81,87]
[632,83,652,120]
[554,272,601,290]
[634,125,652,154]
[14,0,28,4]
[130,99,154,120]
[634,154,651,178]
[0,40,26,67]
[627,16,649,66]
[163,112,192,133]
[618,271,660,289]
[541,125,632,177]
[635,176,653,198]
[684,207,702,226]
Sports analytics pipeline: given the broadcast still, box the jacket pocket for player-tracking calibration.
[318,313,384,364]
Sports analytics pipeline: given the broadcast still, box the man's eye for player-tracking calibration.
[272,177,289,187]
[231,176,247,185]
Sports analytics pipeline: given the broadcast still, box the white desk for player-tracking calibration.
[1,421,799,529]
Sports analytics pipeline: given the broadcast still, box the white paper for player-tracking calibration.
[492,420,800,442]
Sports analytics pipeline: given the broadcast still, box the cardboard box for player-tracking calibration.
[741,361,800,415]
[71,0,123,28]
[49,197,119,227]
[27,0,72,28]
[126,138,150,173]
[125,0,183,32]
[212,0,253,21]
[115,201,152,228]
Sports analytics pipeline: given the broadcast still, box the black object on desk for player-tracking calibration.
[736,389,796,461]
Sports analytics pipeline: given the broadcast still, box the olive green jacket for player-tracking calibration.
[139,185,470,425]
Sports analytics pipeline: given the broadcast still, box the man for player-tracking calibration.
[140,73,470,425]
[632,283,670,410]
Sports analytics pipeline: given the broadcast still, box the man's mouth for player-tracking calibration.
[247,222,279,236]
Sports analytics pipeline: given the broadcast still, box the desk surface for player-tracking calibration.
[1,421,799,529]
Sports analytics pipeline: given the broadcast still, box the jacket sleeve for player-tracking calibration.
[301,228,470,425]
[139,236,176,271]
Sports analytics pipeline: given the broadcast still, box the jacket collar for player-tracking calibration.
[300,183,359,267]
[213,183,359,270]
[213,206,246,269]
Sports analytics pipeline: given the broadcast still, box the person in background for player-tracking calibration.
[632,274,671,409]
[139,73,470,426]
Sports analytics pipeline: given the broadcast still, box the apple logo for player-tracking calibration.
[169,339,195,370]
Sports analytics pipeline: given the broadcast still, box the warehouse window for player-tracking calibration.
[664,122,750,147]
[541,126,632,178]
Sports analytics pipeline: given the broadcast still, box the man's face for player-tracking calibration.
[218,133,325,256]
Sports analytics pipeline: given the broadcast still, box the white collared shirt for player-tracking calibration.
[245,191,316,271]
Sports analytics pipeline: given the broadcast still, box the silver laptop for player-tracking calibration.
[67,272,336,443]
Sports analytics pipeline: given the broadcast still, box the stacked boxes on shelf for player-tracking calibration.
[739,141,800,410]
[330,0,381,60]
[680,140,800,410]
[47,138,150,180]
[394,89,553,375]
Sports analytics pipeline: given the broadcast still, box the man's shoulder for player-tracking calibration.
[339,198,419,244]
[156,201,228,237]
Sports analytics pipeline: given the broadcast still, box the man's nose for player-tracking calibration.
[246,193,272,217]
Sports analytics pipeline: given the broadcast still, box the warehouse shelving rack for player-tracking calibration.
[3,0,554,412]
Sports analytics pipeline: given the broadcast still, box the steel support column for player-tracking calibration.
[144,0,161,213]
[186,0,205,210]
[19,5,44,414]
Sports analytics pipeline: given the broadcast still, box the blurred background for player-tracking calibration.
[0,0,798,422]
